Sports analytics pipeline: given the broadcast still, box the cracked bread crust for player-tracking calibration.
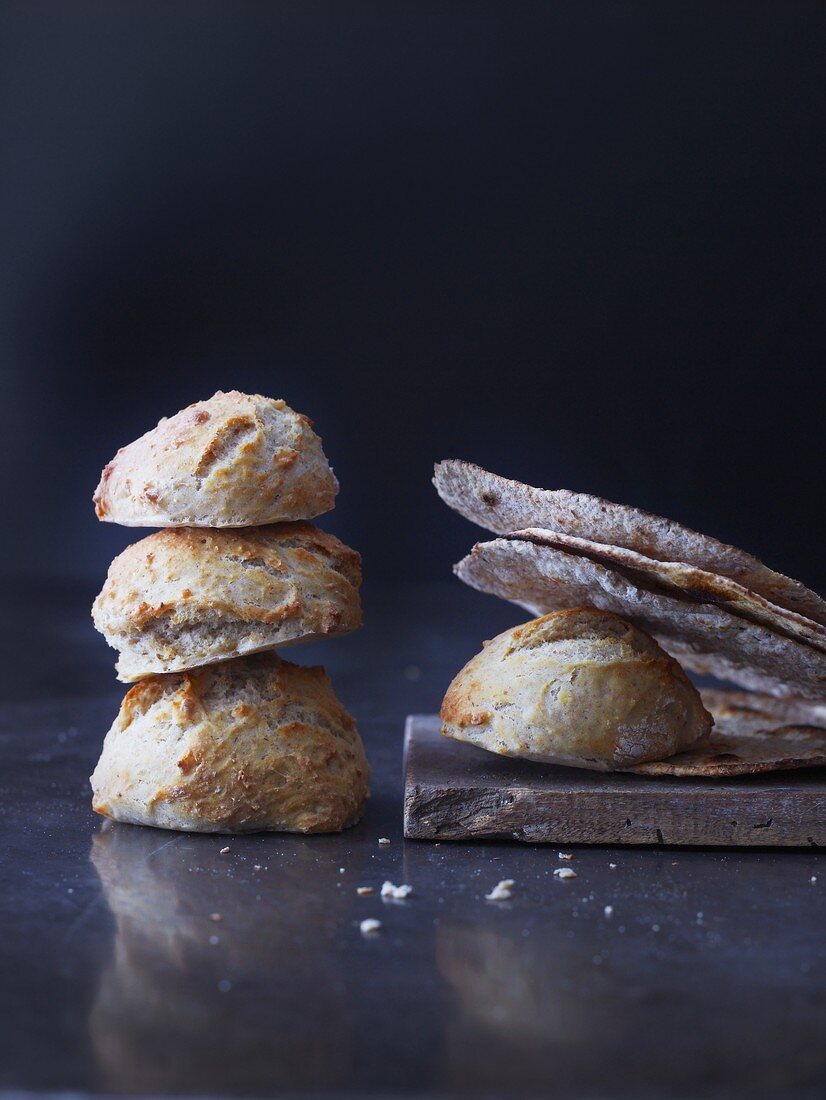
[94,391,338,527]
[92,523,362,681]
[440,608,712,771]
[90,655,370,833]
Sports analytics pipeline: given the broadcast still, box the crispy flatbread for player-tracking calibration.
[510,528,826,654]
[455,538,826,701]
[435,460,826,627]
[626,689,826,776]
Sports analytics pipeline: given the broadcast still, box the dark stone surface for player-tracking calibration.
[1,581,824,1099]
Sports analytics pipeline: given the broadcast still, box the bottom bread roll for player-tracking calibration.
[91,654,370,833]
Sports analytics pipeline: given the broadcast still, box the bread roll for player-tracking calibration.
[91,655,370,833]
[440,608,711,771]
[92,523,361,682]
[94,391,338,527]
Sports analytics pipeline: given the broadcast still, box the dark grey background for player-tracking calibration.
[1,1,824,592]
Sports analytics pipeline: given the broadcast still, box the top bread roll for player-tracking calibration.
[94,391,338,527]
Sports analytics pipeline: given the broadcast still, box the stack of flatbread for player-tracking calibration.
[435,460,826,776]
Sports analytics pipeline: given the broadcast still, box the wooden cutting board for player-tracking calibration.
[403,716,826,847]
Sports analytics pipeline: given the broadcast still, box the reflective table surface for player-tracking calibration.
[1,582,824,1100]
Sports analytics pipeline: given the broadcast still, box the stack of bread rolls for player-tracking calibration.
[89,391,369,833]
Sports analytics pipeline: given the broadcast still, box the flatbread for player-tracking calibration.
[626,688,826,776]
[511,528,826,654]
[435,460,826,627]
[455,538,826,701]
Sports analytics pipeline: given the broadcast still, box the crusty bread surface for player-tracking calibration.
[92,523,361,682]
[440,608,712,770]
[434,460,826,627]
[90,654,370,833]
[94,391,338,527]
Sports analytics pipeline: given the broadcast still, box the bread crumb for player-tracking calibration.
[608,863,617,869]
[209,912,222,921]
[553,868,577,880]
[485,879,515,901]
[253,864,262,871]
[339,867,346,874]
[381,881,413,899]
[219,847,230,855]
[378,838,390,845]
[356,886,374,896]
[604,905,614,917]
[360,918,381,935]
[811,876,817,884]
[558,852,573,861]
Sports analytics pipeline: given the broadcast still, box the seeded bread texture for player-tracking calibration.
[434,460,826,626]
[440,609,712,771]
[92,523,361,681]
[94,391,338,527]
[90,654,370,833]
[511,528,826,654]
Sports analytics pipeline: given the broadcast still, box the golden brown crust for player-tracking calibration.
[93,391,338,527]
[440,608,712,771]
[90,655,370,833]
[92,523,362,681]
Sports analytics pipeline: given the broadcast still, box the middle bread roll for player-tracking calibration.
[93,522,361,682]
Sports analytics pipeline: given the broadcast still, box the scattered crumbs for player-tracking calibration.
[608,863,617,870]
[485,879,515,901]
[356,886,374,896]
[253,865,262,872]
[604,905,614,918]
[553,868,577,881]
[378,838,391,846]
[651,924,661,932]
[811,876,817,884]
[381,881,413,899]
[219,847,230,855]
[339,867,346,874]
[209,913,222,922]
[209,935,220,945]
[404,664,422,681]
[558,852,573,861]
[360,918,381,935]
[217,979,232,993]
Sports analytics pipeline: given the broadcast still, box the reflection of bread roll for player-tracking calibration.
[94,390,338,527]
[91,655,370,833]
[88,826,359,1093]
[92,523,361,682]
[441,608,711,770]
